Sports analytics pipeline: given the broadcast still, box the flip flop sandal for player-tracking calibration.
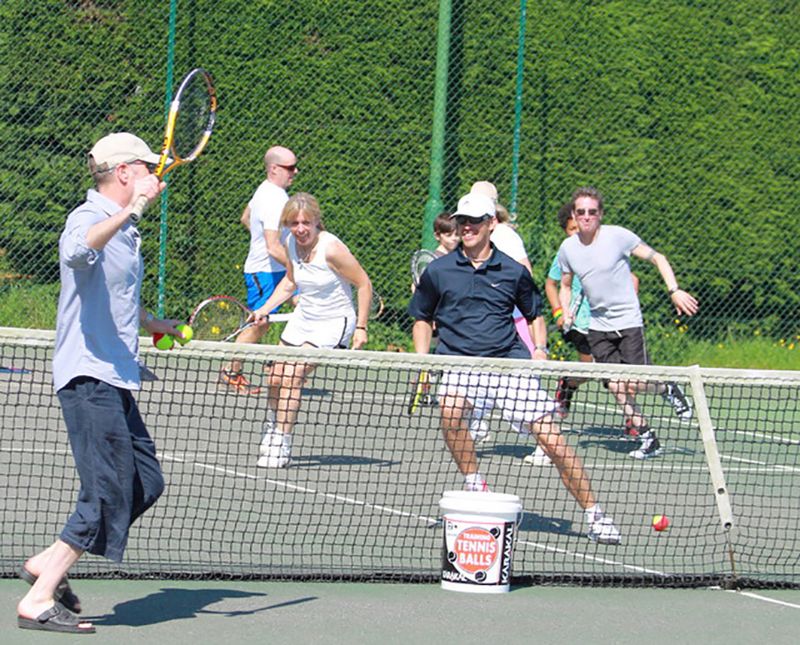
[19,567,82,614]
[17,601,95,634]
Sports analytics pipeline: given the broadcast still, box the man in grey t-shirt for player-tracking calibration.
[558,186,699,460]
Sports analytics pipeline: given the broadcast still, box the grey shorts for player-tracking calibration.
[587,326,650,365]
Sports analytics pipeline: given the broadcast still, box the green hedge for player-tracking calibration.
[1,0,798,361]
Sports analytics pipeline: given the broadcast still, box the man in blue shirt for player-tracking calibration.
[17,133,182,634]
[409,192,621,545]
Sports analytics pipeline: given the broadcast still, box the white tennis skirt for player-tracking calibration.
[280,314,355,349]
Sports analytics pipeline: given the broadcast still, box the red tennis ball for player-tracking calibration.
[652,515,670,532]
[153,333,174,351]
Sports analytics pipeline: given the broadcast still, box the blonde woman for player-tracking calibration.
[251,193,372,467]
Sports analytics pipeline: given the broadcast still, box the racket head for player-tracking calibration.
[156,68,217,177]
[369,291,385,320]
[189,295,250,341]
[411,249,438,286]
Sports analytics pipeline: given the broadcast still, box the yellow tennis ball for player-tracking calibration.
[174,323,193,345]
[153,333,174,351]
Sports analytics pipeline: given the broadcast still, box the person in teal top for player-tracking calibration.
[548,254,591,333]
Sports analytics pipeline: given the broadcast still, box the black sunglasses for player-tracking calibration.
[131,160,157,173]
[453,214,492,226]
[276,163,298,172]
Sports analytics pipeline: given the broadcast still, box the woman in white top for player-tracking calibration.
[252,192,372,467]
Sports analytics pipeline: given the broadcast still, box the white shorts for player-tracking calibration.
[280,314,354,349]
[438,370,556,433]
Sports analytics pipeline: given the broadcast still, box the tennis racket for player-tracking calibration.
[407,370,431,415]
[368,290,385,320]
[562,292,585,333]
[189,296,291,342]
[411,249,438,286]
[130,68,217,222]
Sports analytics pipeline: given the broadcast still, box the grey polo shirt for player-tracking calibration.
[53,189,144,391]
[558,224,643,332]
[408,244,542,359]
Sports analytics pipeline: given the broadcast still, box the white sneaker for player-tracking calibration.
[258,431,292,468]
[588,516,621,544]
[523,445,551,466]
[628,431,663,460]
[469,418,491,443]
[663,382,693,421]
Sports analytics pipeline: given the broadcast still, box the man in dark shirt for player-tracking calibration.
[409,191,621,544]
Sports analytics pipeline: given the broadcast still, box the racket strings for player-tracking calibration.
[191,299,248,341]
[172,72,214,160]
[411,250,437,285]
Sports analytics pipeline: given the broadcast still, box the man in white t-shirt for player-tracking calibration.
[558,186,699,460]
[222,145,298,394]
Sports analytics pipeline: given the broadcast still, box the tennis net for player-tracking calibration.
[1,327,799,588]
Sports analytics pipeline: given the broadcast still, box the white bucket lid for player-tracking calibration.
[441,490,521,504]
[439,490,522,515]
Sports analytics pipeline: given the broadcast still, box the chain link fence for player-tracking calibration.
[1,0,798,360]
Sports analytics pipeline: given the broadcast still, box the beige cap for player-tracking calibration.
[470,181,498,202]
[88,132,160,172]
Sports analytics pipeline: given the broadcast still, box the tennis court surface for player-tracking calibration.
[2,326,798,592]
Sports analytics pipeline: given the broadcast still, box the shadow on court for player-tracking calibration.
[88,587,317,627]
[293,455,399,468]
[518,512,581,538]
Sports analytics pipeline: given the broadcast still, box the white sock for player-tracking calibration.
[585,504,603,524]
[464,473,486,490]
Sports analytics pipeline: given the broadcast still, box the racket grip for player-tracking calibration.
[129,194,149,223]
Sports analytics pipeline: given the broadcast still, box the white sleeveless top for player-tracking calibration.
[287,231,355,321]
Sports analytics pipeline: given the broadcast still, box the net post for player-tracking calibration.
[688,365,738,587]
[687,365,734,531]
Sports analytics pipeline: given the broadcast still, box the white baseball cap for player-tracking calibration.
[88,132,160,172]
[451,192,496,219]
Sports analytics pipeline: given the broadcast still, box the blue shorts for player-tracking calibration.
[57,377,164,562]
[244,270,286,311]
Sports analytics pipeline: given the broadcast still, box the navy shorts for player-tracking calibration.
[57,377,164,562]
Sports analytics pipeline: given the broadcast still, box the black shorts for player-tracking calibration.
[587,327,650,365]
[561,328,591,356]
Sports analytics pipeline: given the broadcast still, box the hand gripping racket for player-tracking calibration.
[130,68,217,222]
[411,249,438,287]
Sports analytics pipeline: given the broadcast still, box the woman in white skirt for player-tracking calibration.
[251,192,372,467]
